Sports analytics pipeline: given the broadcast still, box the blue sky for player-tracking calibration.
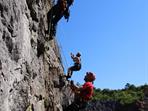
[56,0,148,89]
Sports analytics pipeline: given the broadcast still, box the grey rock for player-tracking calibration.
[0,0,74,111]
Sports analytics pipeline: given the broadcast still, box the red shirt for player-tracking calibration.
[79,82,94,101]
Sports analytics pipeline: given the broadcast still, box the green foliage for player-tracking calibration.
[93,83,147,105]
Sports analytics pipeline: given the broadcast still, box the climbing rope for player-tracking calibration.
[56,28,69,73]
[48,2,54,37]
[45,0,69,73]
[45,0,56,38]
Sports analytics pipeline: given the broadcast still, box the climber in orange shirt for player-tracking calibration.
[64,72,96,111]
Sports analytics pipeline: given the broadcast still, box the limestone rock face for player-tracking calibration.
[0,0,73,111]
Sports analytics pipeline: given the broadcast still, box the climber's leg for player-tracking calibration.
[49,10,63,37]
[46,7,54,34]
[67,67,73,79]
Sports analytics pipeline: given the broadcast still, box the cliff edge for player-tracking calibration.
[0,0,73,111]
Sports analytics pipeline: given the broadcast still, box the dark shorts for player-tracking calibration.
[70,63,81,71]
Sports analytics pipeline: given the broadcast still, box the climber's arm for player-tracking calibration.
[70,53,74,59]
[70,81,81,93]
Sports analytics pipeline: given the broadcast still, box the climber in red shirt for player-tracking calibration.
[64,72,96,111]
[79,80,94,101]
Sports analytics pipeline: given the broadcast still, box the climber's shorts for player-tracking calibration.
[69,63,81,71]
